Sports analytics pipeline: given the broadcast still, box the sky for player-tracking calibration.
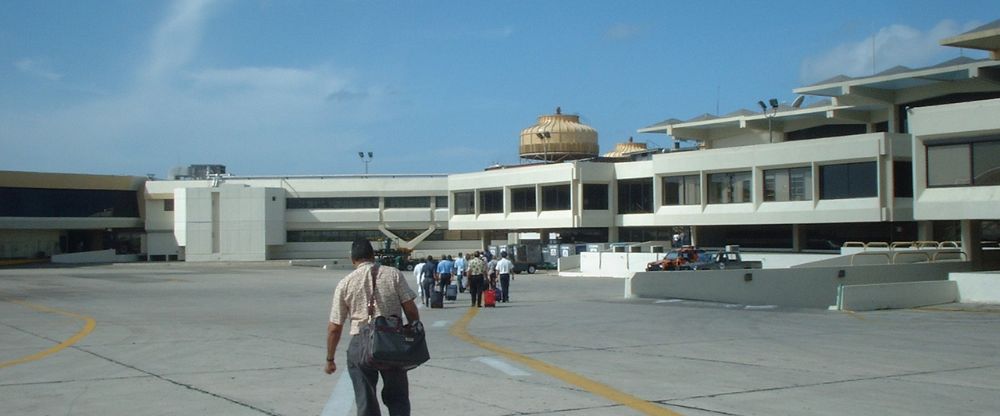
[0,1,994,177]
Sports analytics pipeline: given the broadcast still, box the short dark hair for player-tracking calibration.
[351,238,375,262]
[426,255,433,261]
[500,251,508,258]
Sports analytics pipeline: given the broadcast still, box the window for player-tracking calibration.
[0,187,140,218]
[479,189,503,214]
[763,167,811,201]
[384,196,430,208]
[286,197,378,209]
[164,199,174,211]
[510,187,536,212]
[454,192,474,215]
[582,184,608,210]
[928,137,1000,187]
[662,175,700,205]
[708,171,752,204]
[541,184,571,211]
[819,162,877,199]
[434,196,448,208]
[617,178,653,214]
[287,230,383,242]
[894,161,913,197]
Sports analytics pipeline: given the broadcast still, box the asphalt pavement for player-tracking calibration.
[1,263,998,415]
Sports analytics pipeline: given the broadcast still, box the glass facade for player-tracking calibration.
[763,167,811,201]
[819,162,877,199]
[453,192,474,215]
[617,178,653,214]
[384,196,430,208]
[582,184,608,210]
[479,189,503,214]
[0,187,139,218]
[662,175,700,205]
[708,171,752,204]
[510,187,536,212]
[434,196,448,208]
[927,137,1000,187]
[541,184,571,211]
[286,197,379,209]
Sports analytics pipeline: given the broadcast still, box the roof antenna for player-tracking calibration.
[556,106,561,115]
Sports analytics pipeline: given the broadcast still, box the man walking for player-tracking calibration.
[325,238,420,415]
[435,255,454,295]
[454,252,466,293]
[466,251,487,307]
[496,251,514,303]
[420,255,436,307]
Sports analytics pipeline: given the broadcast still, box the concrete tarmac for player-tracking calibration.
[1,263,998,415]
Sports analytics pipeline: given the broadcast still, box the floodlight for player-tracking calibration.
[769,98,779,109]
[358,152,364,158]
[758,101,767,112]
[367,152,373,158]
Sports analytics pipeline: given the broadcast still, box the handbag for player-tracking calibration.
[360,264,430,370]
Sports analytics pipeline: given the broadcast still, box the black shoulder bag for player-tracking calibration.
[360,264,430,370]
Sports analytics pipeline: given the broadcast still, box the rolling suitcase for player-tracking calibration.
[446,284,458,301]
[483,289,496,307]
[430,288,444,309]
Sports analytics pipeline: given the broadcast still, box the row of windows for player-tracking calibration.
[456,184,584,215]
[287,229,503,242]
[285,196,448,210]
[660,162,880,208]
[926,137,1000,187]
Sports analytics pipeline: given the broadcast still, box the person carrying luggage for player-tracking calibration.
[466,251,487,307]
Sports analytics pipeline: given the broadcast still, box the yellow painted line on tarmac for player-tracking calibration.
[0,299,97,369]
[450,307,682,416]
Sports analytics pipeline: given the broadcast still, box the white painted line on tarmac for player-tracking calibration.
[654,299,684,303]
[321,372,353,416]
[745,305,778,310]
[474,357,531,377]
[432,320,449,328]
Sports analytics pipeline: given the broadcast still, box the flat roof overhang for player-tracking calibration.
[794,60,1000,98]
[637,105,853,139]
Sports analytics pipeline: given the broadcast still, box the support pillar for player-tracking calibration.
[689,226,700,247]
[608,226,619,243]
[917,221,934,241]
[792,224,806,252]
[961,220,982,269]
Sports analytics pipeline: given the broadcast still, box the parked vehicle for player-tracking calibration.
[645,246,704,271]
[510,242,543,274]
[689,251,762,270]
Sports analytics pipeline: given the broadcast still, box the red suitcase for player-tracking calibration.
[483,289,496,307]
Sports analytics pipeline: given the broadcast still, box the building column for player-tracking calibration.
[608,226,619,243]
[792,224,806,252]
[689,226,700,247]
[961,220,982,268]
[917,221,934,241]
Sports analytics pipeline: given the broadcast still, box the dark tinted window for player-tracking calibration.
[286,197,378,209]
[582,184,608,210]
[662,175,700,205]
[0,187,139,218]
[541,184,571,211]
[384,197,430,208]
[434,196,448,208]
[617,178,653,214]
[479,190,503,214]
[510,187,535,212]
[819,162,877,199]
[454,192,474,215]
[893,161,913,197]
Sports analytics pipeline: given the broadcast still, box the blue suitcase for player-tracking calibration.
[446,284,458,301]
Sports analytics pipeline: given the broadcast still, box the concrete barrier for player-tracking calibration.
[837,281,958,311]
[951,271,1000,303]
[557,254,580,272]
[52,249,118,264]
[628,261,973,308]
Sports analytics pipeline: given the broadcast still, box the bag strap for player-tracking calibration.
[367,263,380,319]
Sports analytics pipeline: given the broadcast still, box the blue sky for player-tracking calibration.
[0,1,994,177]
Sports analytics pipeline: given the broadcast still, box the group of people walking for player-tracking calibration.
[413,250,514,307]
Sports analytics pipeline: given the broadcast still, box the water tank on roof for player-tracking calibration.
[519,107,599,162]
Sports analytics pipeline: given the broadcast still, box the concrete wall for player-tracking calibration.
[837,281,958,311]
[52,249,139,264]
[178,185,285,262]
[0,229,60,259]
[627,261,973,308]
[950,271,1000,303]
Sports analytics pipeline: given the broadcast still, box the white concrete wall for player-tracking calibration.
[837,281,958,311]
[950,271,1000,303]
[146,231,180,258]
[628,261,973,308]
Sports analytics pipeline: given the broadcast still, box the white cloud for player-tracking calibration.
[799,19,988,84]
[14,58,63,81]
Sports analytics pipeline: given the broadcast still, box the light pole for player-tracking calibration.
[359,151,373,174]
[758,98,779,143]
[535,131,551,162]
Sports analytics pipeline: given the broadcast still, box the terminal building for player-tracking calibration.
[1,21,999,269]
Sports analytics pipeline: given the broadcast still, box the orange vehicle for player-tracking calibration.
[645,246,703,271]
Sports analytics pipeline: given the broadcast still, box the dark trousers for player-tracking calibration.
[347,334,410,416]
[499,273,511,302]
[468,274,485,306]
[438,273,452,292]
[420,278,434,306]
